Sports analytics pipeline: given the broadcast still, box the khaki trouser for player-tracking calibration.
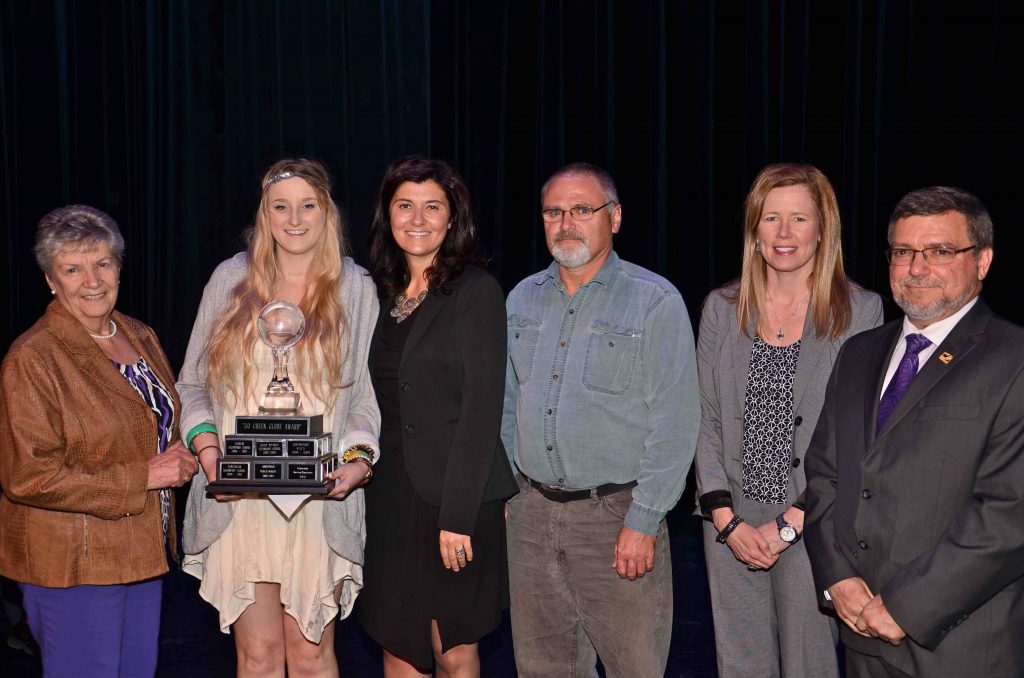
[507,483,672,678]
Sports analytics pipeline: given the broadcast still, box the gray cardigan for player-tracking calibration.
[694,282,882,515]
[178,253,381,564]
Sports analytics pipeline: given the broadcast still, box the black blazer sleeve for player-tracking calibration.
[436,270,513,534]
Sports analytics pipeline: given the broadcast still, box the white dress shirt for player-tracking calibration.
[879,297,979,397]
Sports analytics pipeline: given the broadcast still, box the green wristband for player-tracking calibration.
[185,423,219,451]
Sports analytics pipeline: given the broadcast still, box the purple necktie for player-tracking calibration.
[876,333,932,433]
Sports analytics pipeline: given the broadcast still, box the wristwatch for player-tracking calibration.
[776,514,801,544]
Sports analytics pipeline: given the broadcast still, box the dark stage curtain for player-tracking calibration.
[3,1,1022,366]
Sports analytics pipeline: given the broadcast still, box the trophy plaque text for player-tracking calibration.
[207,302,336,495]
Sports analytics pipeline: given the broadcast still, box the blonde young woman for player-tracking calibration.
[695,163,883,677]
[178,159,380,677]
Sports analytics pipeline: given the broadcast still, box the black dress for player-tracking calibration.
[357,304,508,669]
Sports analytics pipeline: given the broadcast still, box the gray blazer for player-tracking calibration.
[694,282,882,514]
[178,253,381,565]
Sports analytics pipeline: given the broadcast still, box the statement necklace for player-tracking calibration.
[89,320,118,340]
[390,289,428,324]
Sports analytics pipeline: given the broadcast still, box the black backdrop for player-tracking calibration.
[3,1,1023,367]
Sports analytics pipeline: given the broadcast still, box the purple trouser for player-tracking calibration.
[20,578,163,678]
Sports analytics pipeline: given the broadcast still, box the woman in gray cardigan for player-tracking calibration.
[178,159,380,676]
[695,164,882,677]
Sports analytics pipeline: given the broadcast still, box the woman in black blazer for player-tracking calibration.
[358,155,518,677]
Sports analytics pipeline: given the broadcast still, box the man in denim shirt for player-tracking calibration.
[502,163,700,677]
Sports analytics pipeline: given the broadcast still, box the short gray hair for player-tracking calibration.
[35,205,125,274]
[888,186,993,251]
[541,162,620,205]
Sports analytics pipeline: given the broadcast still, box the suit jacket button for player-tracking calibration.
[404,424,415,434]
[794,416,803,426]
[400,382,411,392]
[791,458,801,468]
[858,540,869,550]
[862,489,872,499]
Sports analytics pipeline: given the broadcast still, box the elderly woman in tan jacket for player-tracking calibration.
[0,205,197,677]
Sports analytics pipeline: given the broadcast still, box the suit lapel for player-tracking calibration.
[864,323,903,445]
[728,313,755,424]
[368,296,389,375]
[792,306,827,415]
[116,314,181,419]
[400,291,445,372]
[116,313,172,389]
[47,302,154,407]
[79,348,142,402]
[874,301,991,441]
[734,306,825,417]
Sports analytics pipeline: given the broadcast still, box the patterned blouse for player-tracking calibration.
[741,335,801,504]
[114,356,176,535]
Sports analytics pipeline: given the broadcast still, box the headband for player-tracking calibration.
[263,171,295,190]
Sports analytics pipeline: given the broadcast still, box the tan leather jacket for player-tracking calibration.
[0,301,180,586]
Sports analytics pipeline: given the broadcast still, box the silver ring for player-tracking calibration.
[455,548,466,556]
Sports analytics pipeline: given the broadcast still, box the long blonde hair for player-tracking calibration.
[205,158,349,408]
[733,163,851,340]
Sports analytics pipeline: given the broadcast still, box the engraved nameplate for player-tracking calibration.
[225,438,254,456]
[254,462,283,480]
[219,462,250,480]
[288,463,317,481]
[287,439,316,457]
[235,415,323,437]
[255,440,285,457]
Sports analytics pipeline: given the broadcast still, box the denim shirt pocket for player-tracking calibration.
[582,321,642,395]
[509,314,542,384]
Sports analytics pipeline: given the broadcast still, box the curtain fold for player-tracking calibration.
[3,1,1021,363]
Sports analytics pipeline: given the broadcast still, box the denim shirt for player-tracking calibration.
[501,251,700,535]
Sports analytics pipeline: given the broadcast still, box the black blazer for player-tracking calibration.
[804,298,1024,676]
[368,267,518,536]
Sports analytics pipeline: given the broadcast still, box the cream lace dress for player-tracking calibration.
[182,342,363,642]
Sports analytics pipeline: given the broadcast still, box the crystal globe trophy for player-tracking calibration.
[257,300,305,415]
[209,300,337,494]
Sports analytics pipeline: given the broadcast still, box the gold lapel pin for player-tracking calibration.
[938,352,954,364]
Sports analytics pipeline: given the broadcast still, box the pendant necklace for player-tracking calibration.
[767,295,808,341]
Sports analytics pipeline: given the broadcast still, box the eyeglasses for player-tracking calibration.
[885,245,977,266]
[541,201,615,223]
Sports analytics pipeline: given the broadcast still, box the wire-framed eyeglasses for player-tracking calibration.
[885,245,977,265]
[541,201,615,223]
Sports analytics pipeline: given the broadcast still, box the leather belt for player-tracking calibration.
[524,476,637,503]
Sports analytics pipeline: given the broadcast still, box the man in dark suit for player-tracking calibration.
[804,186,1024,676]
